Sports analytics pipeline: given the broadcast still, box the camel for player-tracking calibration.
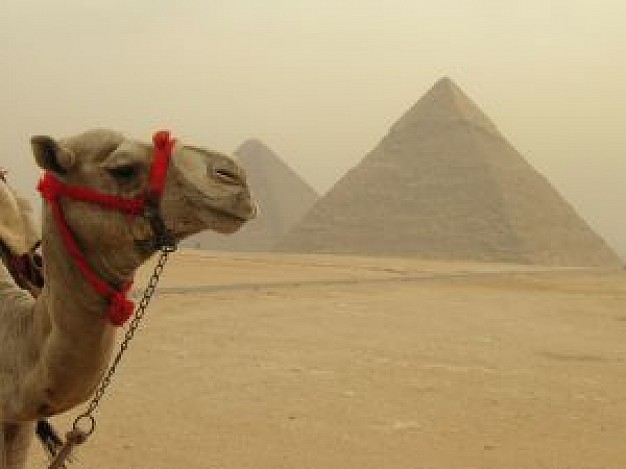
[0,129,256,469]
[0,176,43,297]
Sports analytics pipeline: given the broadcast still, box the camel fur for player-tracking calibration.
[0,129,255,468]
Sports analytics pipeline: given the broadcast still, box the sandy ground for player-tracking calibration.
[29,251,626,469]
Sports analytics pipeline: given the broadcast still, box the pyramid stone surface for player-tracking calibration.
[277,78,621,267]
[186,139,318,251]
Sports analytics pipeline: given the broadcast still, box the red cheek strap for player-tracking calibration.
[36,130,176,326]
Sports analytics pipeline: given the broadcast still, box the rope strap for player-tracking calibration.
[36,130,176,326]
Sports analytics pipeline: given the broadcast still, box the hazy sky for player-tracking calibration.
[1,0,625,258]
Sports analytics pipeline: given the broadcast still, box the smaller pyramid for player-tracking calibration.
[186,139,318,251]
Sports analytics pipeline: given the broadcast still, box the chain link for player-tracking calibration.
[72,248,173,436]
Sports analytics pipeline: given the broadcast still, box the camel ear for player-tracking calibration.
[30,135,76,174]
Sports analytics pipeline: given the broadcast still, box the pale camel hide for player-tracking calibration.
[0,181,39,256]
[0,129,255,469]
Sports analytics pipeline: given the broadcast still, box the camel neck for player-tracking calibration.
[11,211,122,421]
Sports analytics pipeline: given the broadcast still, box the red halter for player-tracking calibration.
[37,131,176,326]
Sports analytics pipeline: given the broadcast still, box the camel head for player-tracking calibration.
[31,129,256,281]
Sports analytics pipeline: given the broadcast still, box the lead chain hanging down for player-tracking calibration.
[48,247,174,469]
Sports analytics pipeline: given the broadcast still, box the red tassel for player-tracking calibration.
[149,131,176,197]
[36,130,175,327]
[107,292,135,327]
[152,130,171,148]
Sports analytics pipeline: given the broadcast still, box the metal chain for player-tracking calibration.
[71,246,174,437]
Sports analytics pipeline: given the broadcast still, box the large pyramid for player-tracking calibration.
[186,139,318,251]
[277,78,621,267]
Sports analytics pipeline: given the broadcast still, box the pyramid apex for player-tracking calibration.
[434,75,455,87]
[391,77,499,135]
[236,138,271,154]
[235,139,283,166]
[430,76,465,95]
[428,76,469,100]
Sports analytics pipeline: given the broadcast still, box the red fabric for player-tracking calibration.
[38,184,136,326]
[36,130,175,326]
[149,131,176,198]
[38,173,146,216]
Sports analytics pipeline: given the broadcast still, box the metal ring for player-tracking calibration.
[72,414,96,437]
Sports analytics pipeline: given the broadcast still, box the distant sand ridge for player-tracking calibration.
[277,78,621,267]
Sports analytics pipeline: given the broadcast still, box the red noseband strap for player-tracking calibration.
[37,130,176,326]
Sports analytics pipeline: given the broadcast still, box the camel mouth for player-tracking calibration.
[205,206,253,234]
[197,191,257,221]
[166,208,249,244]
[212,218,247,235]
[178,201,253,237]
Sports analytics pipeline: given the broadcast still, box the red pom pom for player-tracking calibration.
[152,130,172,150]
[107,292,135,326]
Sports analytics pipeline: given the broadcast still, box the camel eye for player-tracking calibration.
[108,164,139,180]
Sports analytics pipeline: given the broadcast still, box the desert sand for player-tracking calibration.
[29,250,626,468]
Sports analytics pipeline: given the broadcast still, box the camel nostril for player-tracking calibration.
[212,167,241,185]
